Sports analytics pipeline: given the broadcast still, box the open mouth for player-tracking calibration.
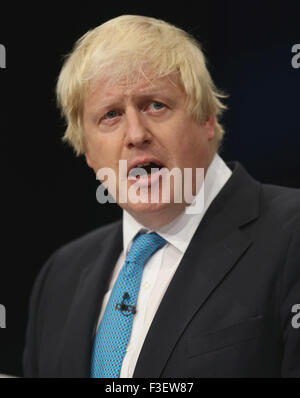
[128,162,164,179]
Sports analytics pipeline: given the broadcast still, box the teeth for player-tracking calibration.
[135,162,151,168]
[128,162,162,178]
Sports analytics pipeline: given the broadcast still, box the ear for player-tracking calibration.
[204,114,215,141]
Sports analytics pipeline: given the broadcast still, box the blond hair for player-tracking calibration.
[56,15,228,155]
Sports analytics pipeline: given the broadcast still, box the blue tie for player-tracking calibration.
[90,231,166,378]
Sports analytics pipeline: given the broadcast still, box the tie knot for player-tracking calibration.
[126,232,166,266]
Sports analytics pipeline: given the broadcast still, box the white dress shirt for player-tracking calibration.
[96,153,232,377]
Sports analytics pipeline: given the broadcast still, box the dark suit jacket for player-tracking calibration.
[23,162,300,378]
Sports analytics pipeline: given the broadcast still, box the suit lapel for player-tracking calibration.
[59,221,123,377]
[133,162,261,377]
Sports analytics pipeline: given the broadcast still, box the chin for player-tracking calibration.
[126,201,171,215]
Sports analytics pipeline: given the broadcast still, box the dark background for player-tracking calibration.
[0,1,299,377]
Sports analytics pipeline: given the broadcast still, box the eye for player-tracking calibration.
[148,101,165,112]
[103,110,119,120]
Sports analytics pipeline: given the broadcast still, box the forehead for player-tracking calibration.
[85,72,184,109]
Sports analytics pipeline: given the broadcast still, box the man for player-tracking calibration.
[23,15,300,378]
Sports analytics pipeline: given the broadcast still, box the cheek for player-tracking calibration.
[86,136,122,174]
[170,128,208,166]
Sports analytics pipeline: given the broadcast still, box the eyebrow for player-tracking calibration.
[91,88,176,113]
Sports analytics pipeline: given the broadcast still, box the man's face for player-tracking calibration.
[82,72,215,223]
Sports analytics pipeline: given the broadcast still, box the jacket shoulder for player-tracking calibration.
[29,218,122,311]
[32,218,122,290]
[56,218,122,261]
[260,183,300,226]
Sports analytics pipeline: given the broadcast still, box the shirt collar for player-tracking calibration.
[122,153,232,255]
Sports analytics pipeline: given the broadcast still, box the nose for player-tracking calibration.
[124,106,151,149]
